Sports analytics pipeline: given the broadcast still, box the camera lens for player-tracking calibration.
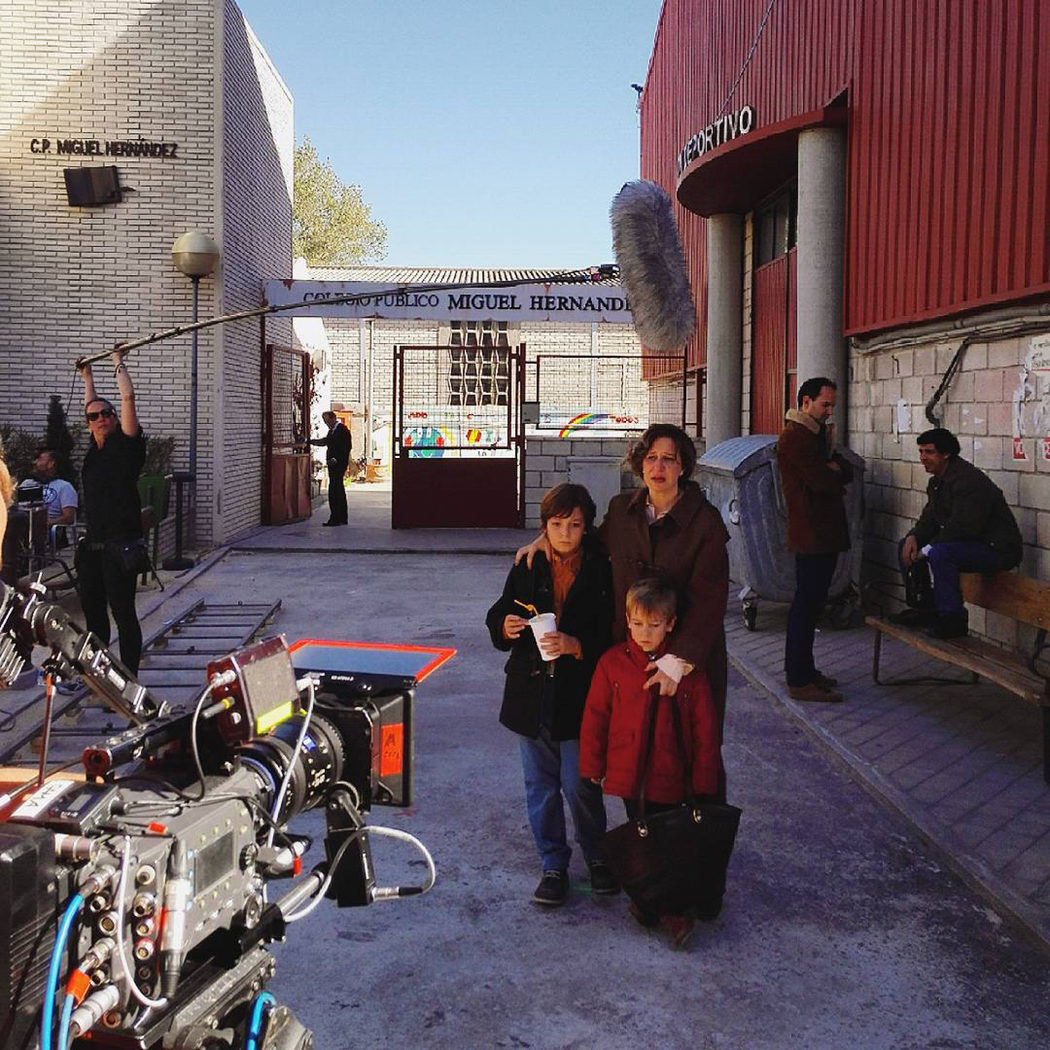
[236,713,344,823]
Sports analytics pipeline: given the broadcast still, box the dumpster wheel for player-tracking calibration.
[742,600,758,631]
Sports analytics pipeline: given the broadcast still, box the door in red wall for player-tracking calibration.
[751,186,797,434]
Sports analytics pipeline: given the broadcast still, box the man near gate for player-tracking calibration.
[891,427,1022,639]
[777,377,853,703]
[311,410,352,527]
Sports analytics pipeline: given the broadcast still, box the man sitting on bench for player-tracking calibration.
[892,428,1023,639]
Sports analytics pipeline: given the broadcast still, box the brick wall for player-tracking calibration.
[0,0,291,550]
[219,1,293,543]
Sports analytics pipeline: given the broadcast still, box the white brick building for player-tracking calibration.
[0,0,293,548]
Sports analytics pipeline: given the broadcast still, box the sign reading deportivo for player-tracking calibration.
[676,105,756,177]
[264,281,633,324]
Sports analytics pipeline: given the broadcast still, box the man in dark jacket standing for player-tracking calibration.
[77,351,147,674]
[893,428,1022,638]
[310,411,352,527]
[777,377,853,702]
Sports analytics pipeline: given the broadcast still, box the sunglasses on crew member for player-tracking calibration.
[85,408,115,421]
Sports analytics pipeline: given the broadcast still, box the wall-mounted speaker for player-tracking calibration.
[63,166,122,207]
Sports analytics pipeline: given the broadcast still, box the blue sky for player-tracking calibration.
[237,1,664,269]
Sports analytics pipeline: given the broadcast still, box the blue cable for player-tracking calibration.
[42,893,84,1050]
[56,992,75,1050]
[246,992,276,1050]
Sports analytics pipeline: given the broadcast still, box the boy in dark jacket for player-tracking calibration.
[580,577,723,948]
[485,484,615,906]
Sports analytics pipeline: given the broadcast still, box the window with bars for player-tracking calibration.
[447,321,510,405]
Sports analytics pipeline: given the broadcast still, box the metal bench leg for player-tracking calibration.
[872,629,883,685]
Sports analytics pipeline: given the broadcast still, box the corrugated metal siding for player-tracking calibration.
[847,0,1050,332]
[644,0,1050,340]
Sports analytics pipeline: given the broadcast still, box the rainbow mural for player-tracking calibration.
[558,412,611,438]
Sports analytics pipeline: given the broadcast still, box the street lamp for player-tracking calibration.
[164,230,219,570]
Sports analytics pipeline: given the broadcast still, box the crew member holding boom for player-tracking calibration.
[76,350,147,673]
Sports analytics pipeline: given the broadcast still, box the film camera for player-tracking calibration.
[0,580,437,1050]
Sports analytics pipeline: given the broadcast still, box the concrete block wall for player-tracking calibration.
[741,213,754,436]
[523,435,639,529]
[850,329,1050,649]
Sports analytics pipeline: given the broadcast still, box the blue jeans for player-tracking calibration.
[924,541,1004,613]
[784,552,838,687]
[519,727,607,872]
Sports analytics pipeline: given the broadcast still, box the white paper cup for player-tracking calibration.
[529,612,558,661]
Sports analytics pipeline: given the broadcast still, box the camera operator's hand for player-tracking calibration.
[502,614,528,640]
[538,631,581,660]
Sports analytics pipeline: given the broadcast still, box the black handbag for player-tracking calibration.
[599,688,741,916]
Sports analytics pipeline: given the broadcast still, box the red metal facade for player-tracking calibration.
[641,0,1050,347]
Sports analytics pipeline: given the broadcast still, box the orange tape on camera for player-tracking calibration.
[380,724,403,777]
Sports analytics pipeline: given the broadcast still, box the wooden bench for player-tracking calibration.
[866,572,1050,783]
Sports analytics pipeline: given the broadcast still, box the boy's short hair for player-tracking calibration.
[540,483,597,529]
[625,576,678,621]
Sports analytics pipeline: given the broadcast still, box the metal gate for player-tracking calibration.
[392,343,525,528]
[262,343,313,525]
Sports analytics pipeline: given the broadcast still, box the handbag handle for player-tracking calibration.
[634,685,697,825]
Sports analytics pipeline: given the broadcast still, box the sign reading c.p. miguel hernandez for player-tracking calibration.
[29,136,179,157]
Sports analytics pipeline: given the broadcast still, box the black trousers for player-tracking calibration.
[784,551,838,687]
[75,545,142,674]
[327,460,348,524]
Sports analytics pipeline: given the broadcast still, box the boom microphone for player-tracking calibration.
[610,179,696,351]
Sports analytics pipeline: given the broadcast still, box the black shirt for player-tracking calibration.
[82,428,146,542]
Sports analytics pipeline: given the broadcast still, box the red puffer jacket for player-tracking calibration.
[579,639,722,803]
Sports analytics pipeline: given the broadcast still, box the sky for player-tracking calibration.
[236,1,664,269]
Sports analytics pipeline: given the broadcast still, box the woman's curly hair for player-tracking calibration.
[625,423,697,481]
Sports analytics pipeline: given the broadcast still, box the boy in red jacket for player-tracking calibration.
[579,577,723,948]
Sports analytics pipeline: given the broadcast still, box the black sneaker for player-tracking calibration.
[889,607,933,627]
[925,611,968,639]
[587,860,620,895]
[533,870,569,906]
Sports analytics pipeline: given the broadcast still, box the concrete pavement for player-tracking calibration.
[116,483,1050,1047]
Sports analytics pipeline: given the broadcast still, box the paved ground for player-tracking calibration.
[725,596,1050,951]
[11,482,1050,1046]
[145,537,1050,1049]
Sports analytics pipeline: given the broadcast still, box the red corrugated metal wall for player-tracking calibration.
[847,0,1050,332]
[642,0,1050,343]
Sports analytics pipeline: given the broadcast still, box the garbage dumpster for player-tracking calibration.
[697,435,865,630]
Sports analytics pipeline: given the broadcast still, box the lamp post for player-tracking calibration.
[164,231,219,570]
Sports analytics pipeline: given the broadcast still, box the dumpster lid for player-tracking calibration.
[698,435,778,478]
[699,434,865,478]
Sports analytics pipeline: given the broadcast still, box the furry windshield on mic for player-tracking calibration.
[610,180,696,352]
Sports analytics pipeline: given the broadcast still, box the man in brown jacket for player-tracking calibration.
[777,377,853,701]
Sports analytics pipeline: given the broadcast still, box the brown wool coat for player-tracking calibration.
[777,411,853,554]
[598,481,730,727]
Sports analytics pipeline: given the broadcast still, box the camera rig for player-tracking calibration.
[0,580,443,1050]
